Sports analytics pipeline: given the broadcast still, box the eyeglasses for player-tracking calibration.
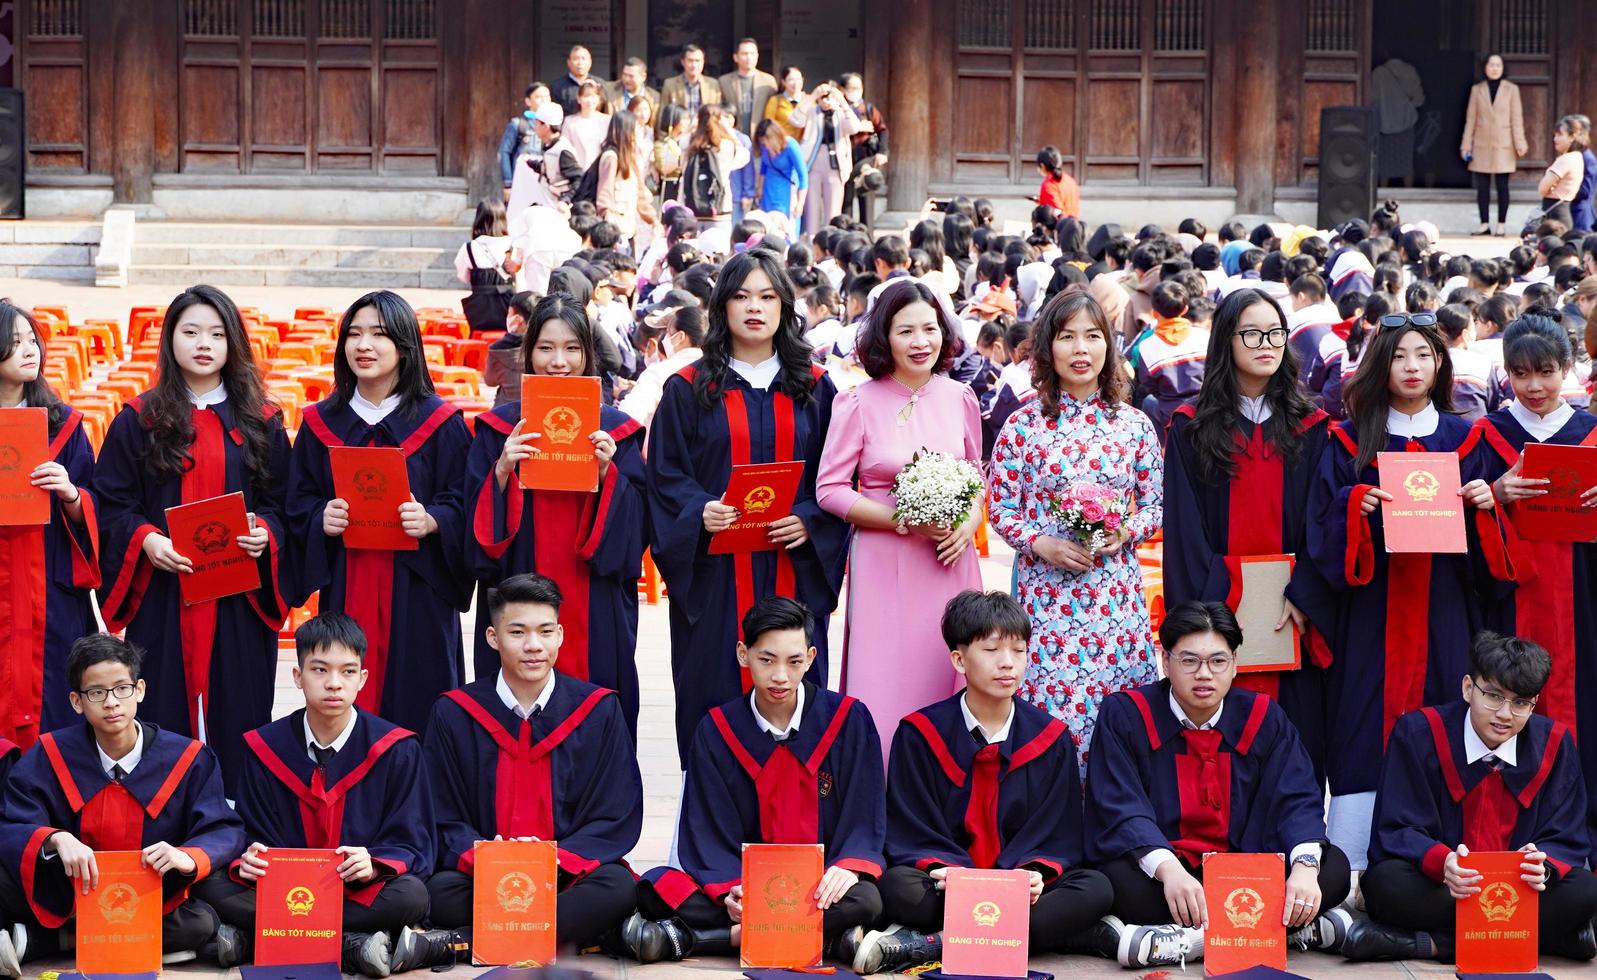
[78,683,137,704]
[1237,327,1289,349]
[1170,653,1234,674]
[1472,682,1538,716]
[1379,312,1437,331]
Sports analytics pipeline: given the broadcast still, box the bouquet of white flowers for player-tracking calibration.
[890,448,986,532]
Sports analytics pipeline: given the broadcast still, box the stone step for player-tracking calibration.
[0,222,102,245]
[134,222,467,249]
[131,242,455,271]
[130,264,464,289]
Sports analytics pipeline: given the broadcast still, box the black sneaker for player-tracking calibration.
[1338,916,1432,962]
[389,927,469,973]
[1546,919,1597,961]
[201,922,252,969]
[599,913,690,963]
[342,931,394,978]
[1077,915,1125,960]
[852,925,940,975]
[1118,923,1204,968]
[827,926,864,966]
[1289,907,1350,951]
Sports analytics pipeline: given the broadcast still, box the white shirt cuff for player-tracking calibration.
[1139,848,1178,878]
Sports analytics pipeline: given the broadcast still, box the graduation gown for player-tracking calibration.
[0,722,244,927]
[235,708,434,905]
[644,364,849,758]
[1163,406,1335,780]
[642,683,884,909]
[1369,702,1589,880]
[94,395,292,791]
[885,693,1083,879]
[465,403,647,734]
[0,407,99,744]
[421,675,641,879]
[1300,415,1512,795]
[0,738,16,788]
[1082,682,1327,867]
[288,396,473,733]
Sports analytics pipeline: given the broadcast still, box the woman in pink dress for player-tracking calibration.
[817,279,984,755]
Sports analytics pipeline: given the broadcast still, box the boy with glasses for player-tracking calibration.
[0,634,244,975]
[1346,632,1597,963]
[1079,601,1351,969]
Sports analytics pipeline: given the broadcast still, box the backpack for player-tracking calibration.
[680,148,724,218]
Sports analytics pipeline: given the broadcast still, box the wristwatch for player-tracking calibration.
[1291,854,1320,871]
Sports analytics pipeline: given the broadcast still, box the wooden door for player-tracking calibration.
[20,0,90,172]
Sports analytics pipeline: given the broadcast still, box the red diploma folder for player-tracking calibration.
[330,446,416,551]
[0,407,49,526]
[519,375,601,492]
[1231,555,1300,672]
[1378,451,1466,553]
[1456,851,1538,974]
[165,491,260,604]
[472,839,557,966]
[709,461,806,554]
[255,848,344,966]
[941,867,1031,978]
[740,843,824,968]
[1515,443,1597,543]
[76,851,161,974]
[1202,852,1286,975]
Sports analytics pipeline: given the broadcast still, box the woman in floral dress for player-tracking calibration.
[989,289,1164,767]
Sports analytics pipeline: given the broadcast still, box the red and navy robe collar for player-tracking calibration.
[302,394,459,451]
[711,682,847,771]
[901,691,1066,779]
[245,707,411,790]
[1420,700,1565,808]
[38,723,201,817]
[1470,409,1597,465]
[444,674,613,745]
[1119,681,1271,757]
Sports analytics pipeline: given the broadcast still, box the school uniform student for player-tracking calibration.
[857,591,1113,975]
[624,597,884,964]
[464,296,647,734]
[0,301,99,743]
[1082,602,1352,969]
[0,634,244,973]
[94,287,293,795]
[423,574,642,949]
[1348,632,1597,963]
[194,613,460,977]
[287,291,474,734]
[1130,280,1208,433]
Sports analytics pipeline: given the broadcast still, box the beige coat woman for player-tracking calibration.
[1461,79,1527,174]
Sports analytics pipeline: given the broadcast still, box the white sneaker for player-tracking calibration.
[1119,922,1205,969]
[0,926,19,979]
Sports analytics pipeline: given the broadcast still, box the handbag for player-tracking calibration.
[461,241,514,334]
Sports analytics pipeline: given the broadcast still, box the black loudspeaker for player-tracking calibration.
[1316,106,1376,230]
[0,89,24,220]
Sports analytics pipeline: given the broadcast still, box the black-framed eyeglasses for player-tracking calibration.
[78,683,137,704]
[1237,327,1289,349]
[1379,312,1437,331]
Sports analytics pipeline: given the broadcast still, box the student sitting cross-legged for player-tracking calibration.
[0,634,244,975]
[422,573,642,953]
[850,590,1114,975]
[193,612,463,977]
[1080,600,1352,969]
[1345,632,1597,963]
[620,596,885,964]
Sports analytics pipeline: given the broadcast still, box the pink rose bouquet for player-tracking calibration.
[1048,480,1130,551]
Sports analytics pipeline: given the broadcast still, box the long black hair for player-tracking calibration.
[693,249,817,407]
[330,290,436,418]
[521,293,600,377]
[0,300,67,433]
[1185,289,1317,480]
[139,285,278,486]
[1343,317,1455,472]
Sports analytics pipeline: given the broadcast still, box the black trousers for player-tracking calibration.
[1100,846,1352,926]
[637,878,883,941]
[0,874,217,957]
[1363,857,1597,959]
[194,873,429,936]
[1475,172,1512,223]
[878,866,1113,949]
[426,864,637,945]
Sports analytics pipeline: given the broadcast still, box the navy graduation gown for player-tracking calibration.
[642,683,884,909]
[288,396,473,732]
[1370,702,1589,881]
[235,708,434,906]
[421,675,641,879]
[1299,415,1512,795]
[0,738,17,788]
[0,407,100,743]
[885,693,1082,879]
[1083,682,1327,867]
[645,363,849,759]
[94,395,292,793]
[465,403,647,734]
[0,722,244,927]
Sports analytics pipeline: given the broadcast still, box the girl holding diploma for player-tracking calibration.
[1162,288,1334,777]
[1463,313,1597,795]
[1301,311,1508,871]
[287,290,472,733]
[94,285,291,792]
[644,248,849,761]
[464,294,647,735]
[0,301,98,744]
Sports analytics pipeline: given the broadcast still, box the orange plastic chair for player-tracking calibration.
[455,339,491,371]
[974,517,989,557]
[293,307,335,322]
[95,378,143,405]
[276,342,318,366]
[71,322,120,360]
[423,318,470,341]
[423,344,447,366]
[32,305,69,327]
[639,549,662,604]
[77,319,125,358]
[430,365,479,388]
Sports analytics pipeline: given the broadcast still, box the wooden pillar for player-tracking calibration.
[459,0,517,201]
[885,0,932,212]
[1232,0,1279,213]
[103,0,157,203]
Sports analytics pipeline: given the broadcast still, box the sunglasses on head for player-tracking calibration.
[1379,312,1437,331]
